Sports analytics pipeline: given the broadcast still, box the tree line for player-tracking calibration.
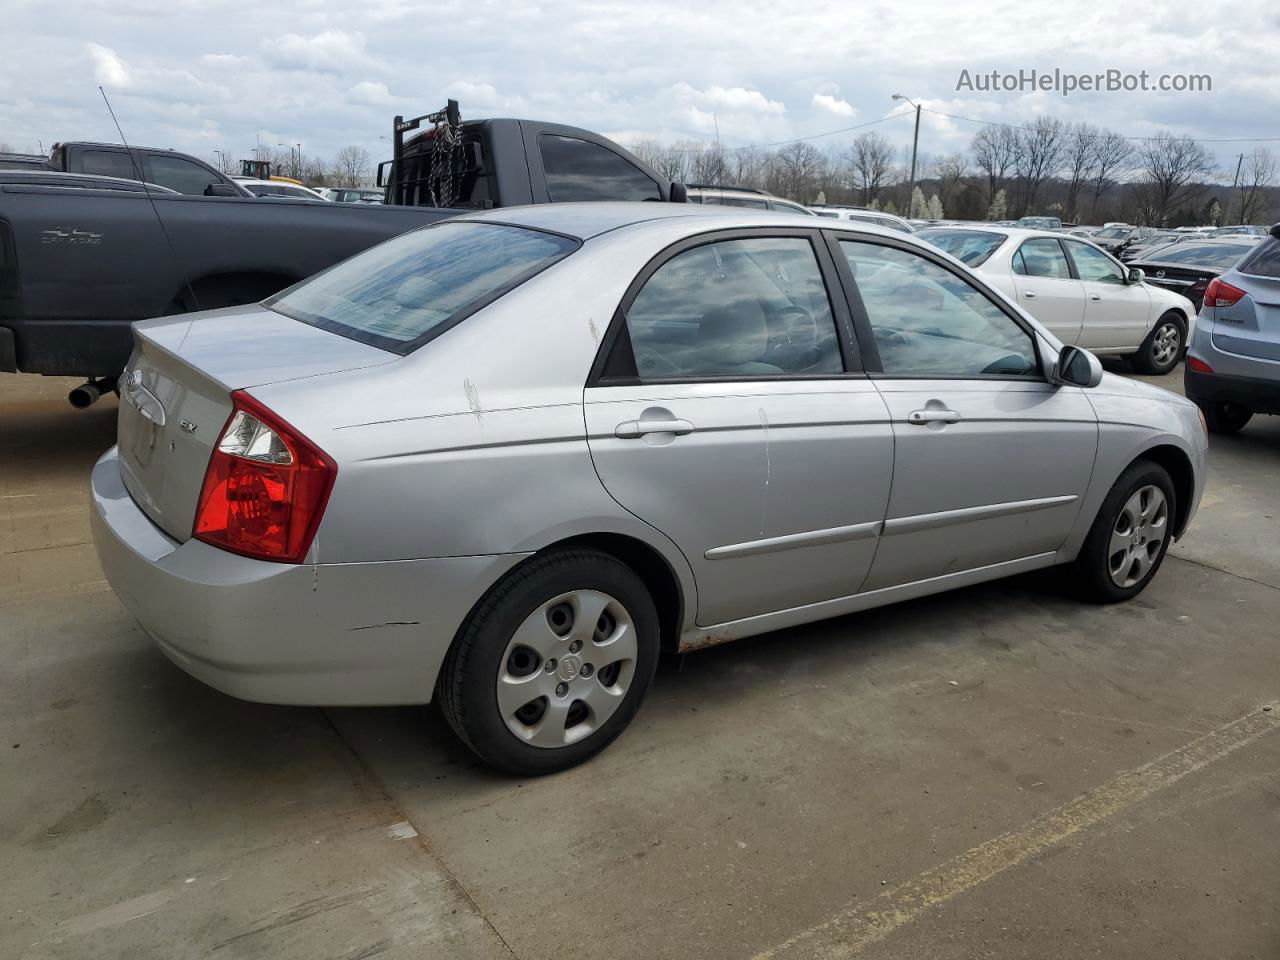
[209,144,375,188]
[631,119,1279,227]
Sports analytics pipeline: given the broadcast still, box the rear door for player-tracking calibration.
[1064,239,1151,351]
[1009,237,1086,344]
[584,229,893,627]
[831,233,1098,591]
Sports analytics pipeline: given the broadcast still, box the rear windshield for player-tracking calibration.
[1144,242,1258,269]
[917,228,1007,266]
[1237,237,1280,278]
[266,222,578,353]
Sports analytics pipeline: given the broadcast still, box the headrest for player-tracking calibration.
[697,300,769,365]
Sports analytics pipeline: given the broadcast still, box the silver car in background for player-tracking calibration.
[91,204,1207,775]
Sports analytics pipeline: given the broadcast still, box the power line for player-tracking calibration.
[661,109,914,154]
[921,107,1280,143]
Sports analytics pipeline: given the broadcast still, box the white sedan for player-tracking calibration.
[918,226,1195,374]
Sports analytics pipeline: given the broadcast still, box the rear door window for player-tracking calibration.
[79,149,142,181]
[1013,238,1072,278]
[266,222,578,354]
[608,236,844,380]
[540,135,660,202]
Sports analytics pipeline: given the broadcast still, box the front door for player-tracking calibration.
[1063,239,1152,351]
[584,232,894,626]
[832,235,1099,591]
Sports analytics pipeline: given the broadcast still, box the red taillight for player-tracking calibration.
[1186,355,1214,374]
[193,391,336,563]
[1203,277,1245,308]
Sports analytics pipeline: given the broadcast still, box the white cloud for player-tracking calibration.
[86,43,132,88]
[261,31,368,73]
[812,93,856,117]
[200,53,250,68]
[348,80,391,105]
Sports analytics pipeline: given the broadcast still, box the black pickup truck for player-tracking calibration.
[0,107,681,403]
[0,141,249,197]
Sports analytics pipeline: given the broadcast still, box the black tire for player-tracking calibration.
[1131,312,1185,375]
[437,549,660,776]
[1197,400,1252,435]
[1072,460,1176,603]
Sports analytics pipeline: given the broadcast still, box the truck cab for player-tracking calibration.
[49,142,248,197]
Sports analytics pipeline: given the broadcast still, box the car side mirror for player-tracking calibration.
[1127,266,1145,284]
[1050,344,1103,388]
[205,183,241,197]
[669,182,689,204]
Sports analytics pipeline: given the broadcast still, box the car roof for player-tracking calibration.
[915,225,1067,242]
[0,169,178,193]
[455,201,886,241]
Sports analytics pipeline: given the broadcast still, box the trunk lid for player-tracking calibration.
[117,304,394,541]
[1211,272,1280,363]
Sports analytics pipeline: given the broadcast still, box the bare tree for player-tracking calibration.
[770,141,824,201]
[730,147,768,191]
[1089,130,1133,221]
[1235,147,1277,224]
[631,139,689,183]
[1061,123,1100,223]
[970,124,1019,209]
[845,132,894,205]
[690,142,729,185]
[1132,131,1215,225]
[930,153,970,213]
[333,145,372,187]
[1012,117,1066,217]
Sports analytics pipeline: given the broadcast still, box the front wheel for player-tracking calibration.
[437,549,660,776]
[1131,313,1185,375]
[1073,461,1176,603]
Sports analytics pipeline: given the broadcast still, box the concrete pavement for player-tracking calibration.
[2,369,1277,959]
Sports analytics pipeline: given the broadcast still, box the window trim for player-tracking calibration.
[822,228,1048,383]
[1012,237,1078,281]
[587,227,865,388]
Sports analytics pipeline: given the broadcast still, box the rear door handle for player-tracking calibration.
[615,417,695,439]
[1022,291,1037,299]
[907,408,961,425]
[1089,294,1102,301]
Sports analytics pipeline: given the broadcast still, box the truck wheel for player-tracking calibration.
[1197,400,1252,435]
[437,549,660,776]
[1132,313,1184,375]
[1072,460,1176,604]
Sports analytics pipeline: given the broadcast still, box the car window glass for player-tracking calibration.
[1149,243,1256,269]
[619,237,844,380]
[1015,238,1072,278]
[839,240,1038,378]
[146,155,218,195]
[540,135,660,202]
[918,229,1005,267]
[1066,241,1125,284]
[79,149,142,181]
[771,201,811,215]
[1238,237,1280,278]
[267,222,578,353]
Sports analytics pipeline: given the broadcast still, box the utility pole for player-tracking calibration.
[892,94,921,217]
[1228,152,1244,225]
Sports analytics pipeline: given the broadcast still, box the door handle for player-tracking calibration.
[1022,291,1037,299]
[1089,294,1102,301]
[615,417,695,439]
[907,408,961,425]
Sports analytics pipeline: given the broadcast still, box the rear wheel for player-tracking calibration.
[1132,313,1185,375]
[1197,400,1252,435]
[1073,461,1176,603]
[437,549,660,776]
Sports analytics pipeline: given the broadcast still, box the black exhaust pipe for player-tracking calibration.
[68,377,117,409]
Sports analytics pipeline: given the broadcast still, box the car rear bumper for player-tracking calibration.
[1184,368,1280,416]
[90,446,527,705]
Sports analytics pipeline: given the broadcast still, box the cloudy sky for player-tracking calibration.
[2,0,1277,172]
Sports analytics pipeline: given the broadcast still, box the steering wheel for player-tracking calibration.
[875,327,918,348]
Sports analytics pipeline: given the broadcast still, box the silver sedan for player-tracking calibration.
[91,204,1208,774]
